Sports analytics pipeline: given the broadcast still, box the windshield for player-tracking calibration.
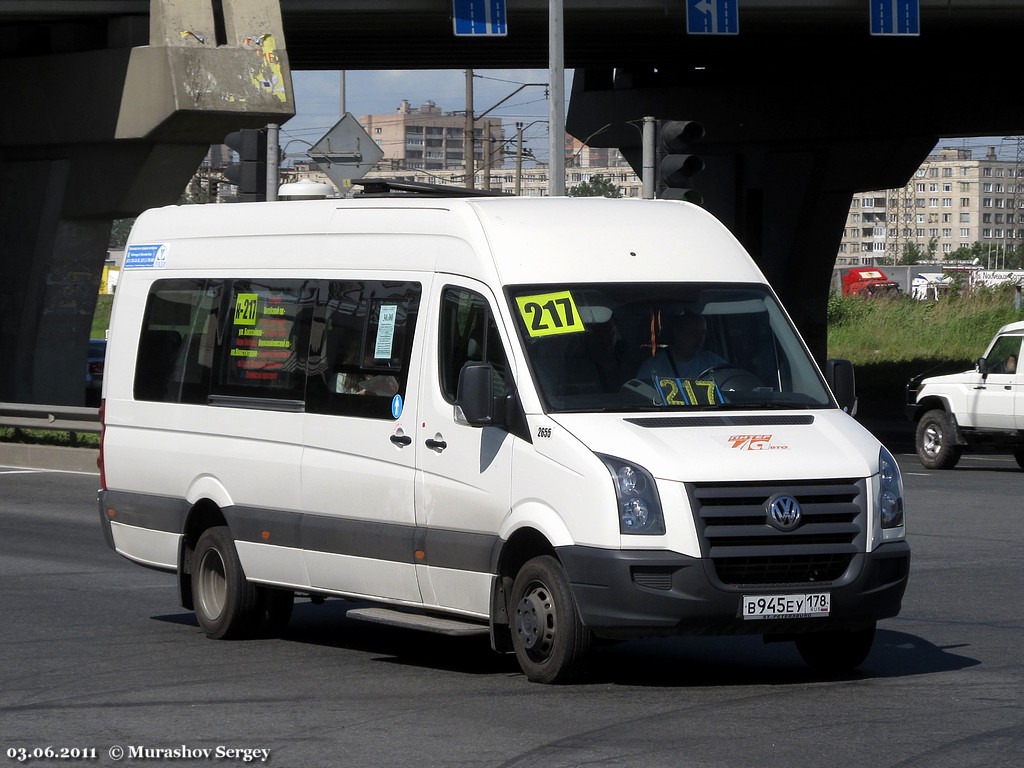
[508,283,833,413]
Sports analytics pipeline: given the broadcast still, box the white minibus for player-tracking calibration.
[98,195,909,683]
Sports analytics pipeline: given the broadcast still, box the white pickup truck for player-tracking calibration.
[906,320,1024,468]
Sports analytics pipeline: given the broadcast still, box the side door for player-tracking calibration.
[414,279,516,616]
[968,333,1022,430]
[300,277,424,603]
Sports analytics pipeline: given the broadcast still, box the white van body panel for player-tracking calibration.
[467,198,762,286]
[549,410,878,487]
[109,522,179,570]
[104,404,303,515]
[304,551,422,604]
[235,541,309,589]
[414,565,491,618]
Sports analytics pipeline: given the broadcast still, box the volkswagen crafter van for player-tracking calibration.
[98,196,909,683]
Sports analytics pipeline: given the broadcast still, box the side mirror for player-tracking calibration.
[825,358,857,415]
[455,362,498,427]
[977,356,988,376]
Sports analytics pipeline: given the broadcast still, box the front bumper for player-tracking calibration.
[556,541,910,639]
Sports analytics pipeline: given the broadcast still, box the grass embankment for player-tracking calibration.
[827,285,1023,419]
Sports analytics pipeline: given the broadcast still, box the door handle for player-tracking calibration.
[390,434,412,447]
[425,438,448,451]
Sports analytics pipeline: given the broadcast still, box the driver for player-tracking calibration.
[635,311,727,382]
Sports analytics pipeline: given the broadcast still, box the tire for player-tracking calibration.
[795,623,876,674]
[509,556,591,684]
[915,409,962,469]
[192,526,262,639]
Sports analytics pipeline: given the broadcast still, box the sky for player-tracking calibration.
[281,69,1021,168]
[280,69,564,165]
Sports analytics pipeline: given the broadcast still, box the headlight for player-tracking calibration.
[598,454,665,535]
[878,446,905,529]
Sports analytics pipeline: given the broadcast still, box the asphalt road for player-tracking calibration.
[0,452,1021,768]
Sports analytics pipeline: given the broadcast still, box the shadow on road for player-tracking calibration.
[153,601,978,686]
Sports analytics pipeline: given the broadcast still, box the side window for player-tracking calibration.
[135,279,220,403]
[439,286,509,402]
[985,335,1021,374]
[211,279,318,403]
[305,280,421,419]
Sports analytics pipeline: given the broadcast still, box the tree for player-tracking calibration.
[568,175,622,198]
[899,242,925,265]
[109,218,134,249]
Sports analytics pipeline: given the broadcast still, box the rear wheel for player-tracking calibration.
[795,624,876,674]
[509,556,591,684]
[915,409,962,469]
[192,526,262,639]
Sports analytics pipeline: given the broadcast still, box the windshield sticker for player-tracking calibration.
[655,376,724,406]
[124,243,168,270]
[228,291,294,384]
[374,303,398,359]
[516,291,585,337]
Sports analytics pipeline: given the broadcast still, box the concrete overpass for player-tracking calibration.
[4,1,1024,404]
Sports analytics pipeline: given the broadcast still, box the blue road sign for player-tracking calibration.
[452,0,507,37]
[870,0,920,36]
[686,0,739,36]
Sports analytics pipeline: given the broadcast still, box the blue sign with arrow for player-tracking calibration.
[870,0,920,36]
[686,0,739,36]
[452,0,507,37]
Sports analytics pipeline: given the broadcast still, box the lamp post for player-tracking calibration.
[548,0,565,196]
[516,120,546,196]
[462,74,548,191]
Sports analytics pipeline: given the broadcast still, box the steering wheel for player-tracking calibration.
[696,366,763,392]
[696,365,729,380]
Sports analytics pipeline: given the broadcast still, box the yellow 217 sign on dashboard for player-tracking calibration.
[516,291,585,337]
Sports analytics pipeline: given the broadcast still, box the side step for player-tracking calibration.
[346,607,489,637]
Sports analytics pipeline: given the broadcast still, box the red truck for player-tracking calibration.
[842,268,901,298]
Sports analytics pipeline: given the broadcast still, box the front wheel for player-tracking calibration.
[509,556,591,684]
[192,526,262,639]
[915,409,962,469]
[795,624,876,674]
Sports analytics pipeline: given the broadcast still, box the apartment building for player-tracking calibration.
[359,99,505,178]
[837,144,1024,268]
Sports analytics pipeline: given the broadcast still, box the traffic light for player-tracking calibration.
[223,129,268,202]
[656,120,705,204]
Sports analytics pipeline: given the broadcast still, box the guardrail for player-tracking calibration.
[0,402,100,433]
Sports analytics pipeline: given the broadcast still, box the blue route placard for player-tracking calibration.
[686,0,739,36]
[452,0,507,37]
[870,0,920,36]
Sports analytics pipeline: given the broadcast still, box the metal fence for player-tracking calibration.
[0,402,100,433]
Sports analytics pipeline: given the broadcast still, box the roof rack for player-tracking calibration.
[350,179,512,198]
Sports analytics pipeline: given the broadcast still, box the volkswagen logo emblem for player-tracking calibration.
[766,494,802,531]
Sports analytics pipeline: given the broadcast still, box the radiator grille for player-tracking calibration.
[689,479,866,587]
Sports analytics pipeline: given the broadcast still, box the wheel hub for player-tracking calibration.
[515,586,555,653]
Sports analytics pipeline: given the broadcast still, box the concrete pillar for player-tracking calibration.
[0,0,294,405]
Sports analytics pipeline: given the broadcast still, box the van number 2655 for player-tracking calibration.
[536,427,552,439]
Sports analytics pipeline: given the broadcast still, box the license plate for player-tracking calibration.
[742,592,830,620]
